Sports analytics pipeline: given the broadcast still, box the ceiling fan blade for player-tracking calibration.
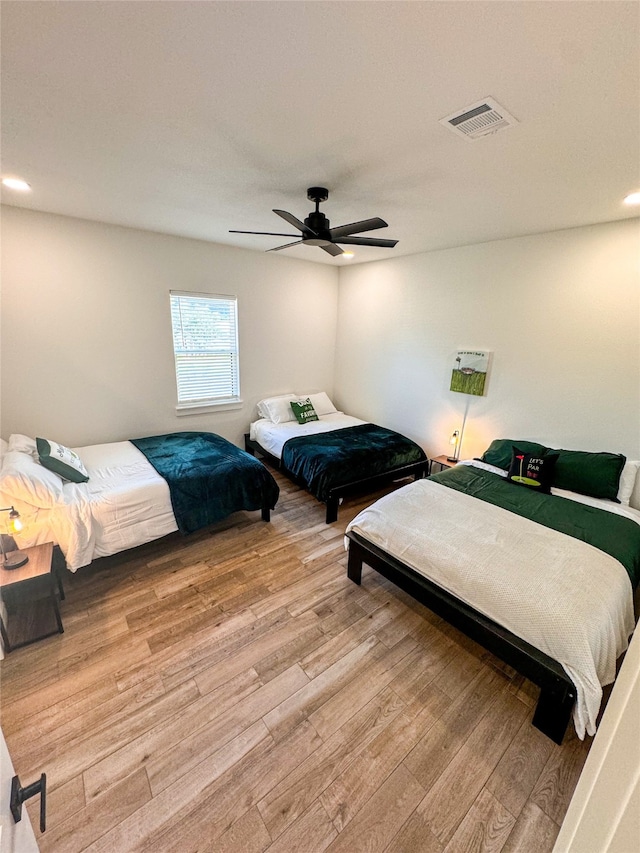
[273,209,318,237]
[336,236,398,248]
[229,230,301,237]
[329,217,389,239]
[266,240,304,252]
[320,243,343,257]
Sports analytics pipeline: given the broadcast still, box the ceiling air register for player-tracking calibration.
[440,97,519,140]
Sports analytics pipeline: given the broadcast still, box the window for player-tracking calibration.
[170,291,240,409]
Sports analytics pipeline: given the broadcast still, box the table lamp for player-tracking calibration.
[447,429,461,463]
[0,506,29,569]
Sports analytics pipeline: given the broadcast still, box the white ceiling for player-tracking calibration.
[1,1,639,265]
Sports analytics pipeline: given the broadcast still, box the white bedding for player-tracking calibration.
[346,460,638,738]
[249,412,366,458]
[9,441,177,571]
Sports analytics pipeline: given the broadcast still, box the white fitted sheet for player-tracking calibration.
[249,412,366,459]
[346,460,638,739]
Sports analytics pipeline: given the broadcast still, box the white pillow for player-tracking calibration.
[8,434,38,457]
[0,438,7,462]
[0,450,64,508]
[257,394,297,424]
[296,392,338,417]
[617,460,640,505]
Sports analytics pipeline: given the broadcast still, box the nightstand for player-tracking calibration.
[429,455,458,475]
[0,542,64,652]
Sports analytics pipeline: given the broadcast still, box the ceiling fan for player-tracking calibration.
[230,187,398,256]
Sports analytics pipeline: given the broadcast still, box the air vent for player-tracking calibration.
[440,98,518,140]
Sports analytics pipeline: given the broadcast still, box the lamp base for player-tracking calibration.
[2,552,29,570]
[446,456,458,463]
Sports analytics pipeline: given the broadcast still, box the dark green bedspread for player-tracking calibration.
[281,424,428,503]
[131,432,279,534]
[431,465,640,588]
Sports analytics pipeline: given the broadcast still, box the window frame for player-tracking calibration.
[169,290,242,414]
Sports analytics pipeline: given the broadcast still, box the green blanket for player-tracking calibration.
[282,423,427,503]
[131,432,279,534]
[431,465,640,588]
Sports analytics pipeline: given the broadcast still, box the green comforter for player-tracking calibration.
[281,423,427,503]
[431,465,640,588]
[131,431,279,534]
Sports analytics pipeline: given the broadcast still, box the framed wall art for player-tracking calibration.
[450,349,490,396]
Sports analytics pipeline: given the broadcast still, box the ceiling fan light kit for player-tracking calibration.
[230,187,398,256]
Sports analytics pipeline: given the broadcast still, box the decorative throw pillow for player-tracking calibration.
[481,438,549,471]
[36,437,89,483]
[290,398,319,425]
[507,447,558,493]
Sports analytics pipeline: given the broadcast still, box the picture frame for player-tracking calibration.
[450,349,490,396]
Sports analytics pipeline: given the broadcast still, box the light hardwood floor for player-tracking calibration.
[0,469,593,852]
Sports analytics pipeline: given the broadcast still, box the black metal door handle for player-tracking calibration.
[10,772,46,833]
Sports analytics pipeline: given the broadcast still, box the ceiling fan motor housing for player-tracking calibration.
[304,211,331,245]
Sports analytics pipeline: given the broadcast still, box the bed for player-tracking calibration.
[345,441,640,743]
[245,392,429,523]
[0,431,279,571]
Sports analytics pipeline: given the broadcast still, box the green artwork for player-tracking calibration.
[450,350,489,396]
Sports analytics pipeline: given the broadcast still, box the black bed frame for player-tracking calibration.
[346,530,576,744]
[244,434,429,523]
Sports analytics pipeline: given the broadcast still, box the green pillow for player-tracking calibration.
[290,398,319,425]
[481,438,549,471]
[553,450,626,502]
[36,437,89,483]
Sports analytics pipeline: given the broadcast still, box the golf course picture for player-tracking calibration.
[450,350,489,395]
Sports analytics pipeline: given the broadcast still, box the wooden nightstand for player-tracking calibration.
[0,542,64,652]
[429,455,458,475]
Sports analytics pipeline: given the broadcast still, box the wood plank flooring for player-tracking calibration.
[0,470,593,852]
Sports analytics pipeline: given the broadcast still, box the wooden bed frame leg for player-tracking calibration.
[325,497,339,524]
[347,545,363,585]
[261,506,271,522]
[532,681,576,745]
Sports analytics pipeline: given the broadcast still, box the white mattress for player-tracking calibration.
[249,412,366,458]
[346,460,638,739]
[12,441,177,571]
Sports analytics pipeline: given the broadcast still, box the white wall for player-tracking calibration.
[335,219,640,461]
[553,625,640,853]
[3,209,638,461]
[0,206,339,447]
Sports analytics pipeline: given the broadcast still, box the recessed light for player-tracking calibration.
[342,251,354,259]
[2,177,32,192]
[623,192,640,206]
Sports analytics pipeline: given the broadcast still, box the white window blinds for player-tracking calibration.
[170,291,240,406]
